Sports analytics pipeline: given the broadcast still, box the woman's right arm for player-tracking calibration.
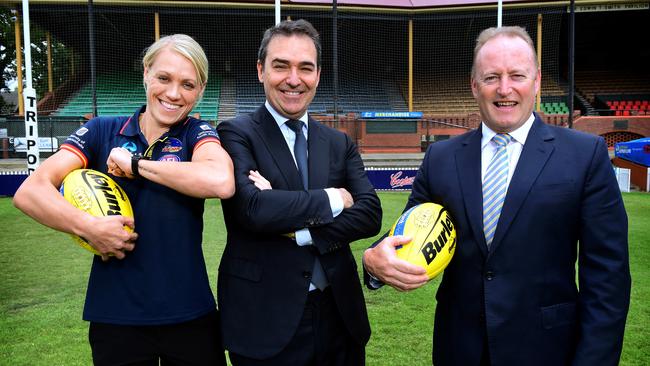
[13,149,137,260]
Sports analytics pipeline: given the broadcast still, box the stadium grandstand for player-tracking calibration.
[1,0,649,154]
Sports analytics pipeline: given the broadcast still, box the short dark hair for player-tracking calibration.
[257,19,321,68]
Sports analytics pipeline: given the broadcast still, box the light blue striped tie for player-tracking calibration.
[483,133,512,248]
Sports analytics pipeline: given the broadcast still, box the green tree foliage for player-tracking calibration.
[1,6,21,95]
[1,6,73,104]
[1,7,16,113]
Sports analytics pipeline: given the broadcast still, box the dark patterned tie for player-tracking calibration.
[285,120,328,290]
[285,120,308,189]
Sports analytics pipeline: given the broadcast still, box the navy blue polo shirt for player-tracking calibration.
[61,106,219,325]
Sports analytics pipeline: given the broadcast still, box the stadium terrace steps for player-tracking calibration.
[406,75,568,115]
[217,77,237,123]
[54,74,221,121]
[361,153,424,167]
[540,102,570,115]
[576,70,650,105]
[233,75,406,115]
[605,99,650,116]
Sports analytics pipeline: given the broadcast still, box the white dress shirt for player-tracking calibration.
[480,113,535,187]
[264,101,344,246]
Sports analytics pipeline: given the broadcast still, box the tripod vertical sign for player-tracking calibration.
[22,0,40,174]
[23,87,39,174]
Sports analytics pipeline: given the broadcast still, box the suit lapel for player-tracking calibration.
[455,129,488,257]
[489,116,555,254]
[307,118,329,189]
[252,106,303,189]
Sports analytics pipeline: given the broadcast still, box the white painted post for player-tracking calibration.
[22,0,40,174]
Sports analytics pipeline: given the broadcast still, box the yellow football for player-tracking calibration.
[59,169,134,255]
[389,202,457,280]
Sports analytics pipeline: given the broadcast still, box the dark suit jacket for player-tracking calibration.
[217,106,382,359]
[367,115,630,366]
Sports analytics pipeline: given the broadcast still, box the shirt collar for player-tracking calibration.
[119,106,146,137]
[119,105,190,138]
[481,113,535,149]
[265,100,309,130]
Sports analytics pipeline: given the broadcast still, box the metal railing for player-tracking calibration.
[0,115,86,158]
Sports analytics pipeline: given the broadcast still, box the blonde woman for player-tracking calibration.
[14,34,234,365]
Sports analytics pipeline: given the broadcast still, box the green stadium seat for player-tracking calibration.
[56,74,221,121]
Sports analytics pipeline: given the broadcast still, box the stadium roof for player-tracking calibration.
[5,0,647,10]
[289,0,532,9]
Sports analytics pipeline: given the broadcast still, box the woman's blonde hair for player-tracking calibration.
[142,34,208,88]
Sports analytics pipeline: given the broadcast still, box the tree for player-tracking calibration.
[0,5,72,103]
[1,6,16,92]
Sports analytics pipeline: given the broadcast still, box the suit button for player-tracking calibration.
[485,271,494,281]
[302,271,312,279]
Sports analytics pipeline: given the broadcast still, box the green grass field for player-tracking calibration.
[1,192,648,365]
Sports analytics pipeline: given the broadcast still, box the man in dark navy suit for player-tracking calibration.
[217,19,381,366]
[364,26,630,366]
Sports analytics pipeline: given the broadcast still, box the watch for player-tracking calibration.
[131,154,147,178]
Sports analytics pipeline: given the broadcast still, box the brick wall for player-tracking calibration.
[573,116,650,146]
[313,114,650,153]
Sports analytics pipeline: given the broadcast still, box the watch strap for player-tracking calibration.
[131,154,145,178]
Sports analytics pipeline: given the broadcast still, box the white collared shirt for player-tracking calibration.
[265,101,309,168]
[480,114,535,186]
[263,101,344,248]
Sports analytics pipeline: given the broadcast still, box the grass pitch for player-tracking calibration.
[1,192,648,365]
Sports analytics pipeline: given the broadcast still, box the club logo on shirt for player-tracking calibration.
[161,138,182,153]
[121,141,138,153]
[76,127,89,136]
[158,154,180,162]
[199,124,212,131]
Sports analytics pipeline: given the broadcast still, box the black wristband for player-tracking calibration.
[131,154,146,178]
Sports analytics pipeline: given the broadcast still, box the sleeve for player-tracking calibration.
[363,144,435,289]
[362,232,389,290]
[572,137,631,366]
[59,118,102,168]
[188,119,221,153]
[218,119,334,234]
[294,188,346,246]
[308,133,383,255]
[325,187,345,217]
